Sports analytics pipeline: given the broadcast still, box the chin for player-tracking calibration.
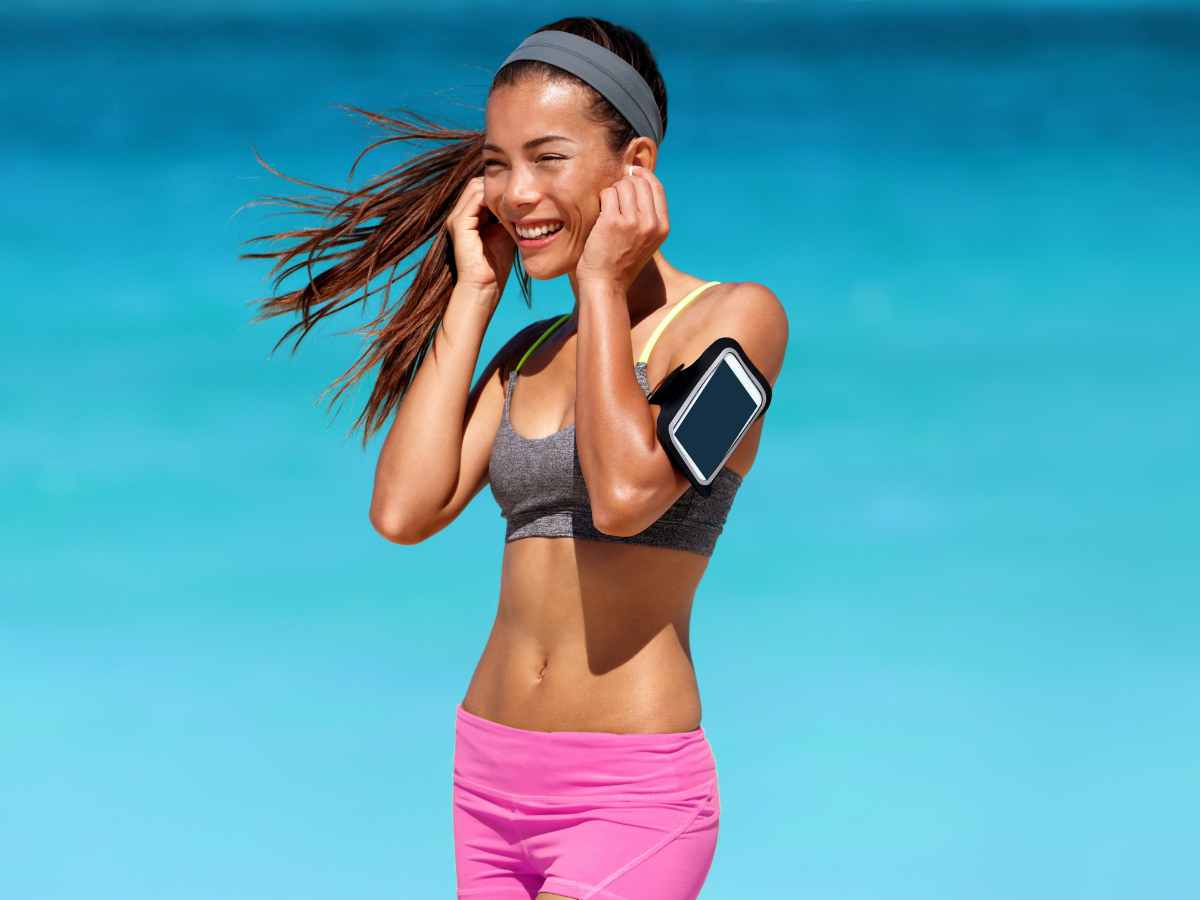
[520,254,574,281]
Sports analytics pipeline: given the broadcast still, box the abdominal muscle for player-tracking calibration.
[459,535,711,734]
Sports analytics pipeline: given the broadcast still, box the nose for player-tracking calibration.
[504,163,543,214]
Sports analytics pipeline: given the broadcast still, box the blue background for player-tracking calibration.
[3,1,1197,897]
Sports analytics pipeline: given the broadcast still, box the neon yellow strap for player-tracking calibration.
[636,281,721,365]
[514,280,722,374]
[514,313,572,373]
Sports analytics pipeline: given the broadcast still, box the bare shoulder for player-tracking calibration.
[678,280,789,384]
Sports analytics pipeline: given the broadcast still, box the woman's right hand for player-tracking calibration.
[444,176,516,301]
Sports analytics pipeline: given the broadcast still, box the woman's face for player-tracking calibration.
[483,77,625,280]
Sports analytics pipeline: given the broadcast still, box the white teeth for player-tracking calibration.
[516,222,564,239]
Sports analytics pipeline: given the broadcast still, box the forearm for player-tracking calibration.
[369,283,497,531]
[575,279,656,515]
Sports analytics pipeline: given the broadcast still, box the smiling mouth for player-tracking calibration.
[515,222,565,248]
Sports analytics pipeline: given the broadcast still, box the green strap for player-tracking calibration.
[514,313,572,373]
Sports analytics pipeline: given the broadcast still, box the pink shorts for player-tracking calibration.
[452,703,720,899]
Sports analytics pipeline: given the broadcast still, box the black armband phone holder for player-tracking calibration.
[646,336,773,496]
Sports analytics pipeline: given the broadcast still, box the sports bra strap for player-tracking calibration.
[636,281,721,366]
[514,313,572,373]
[512,280,721,373]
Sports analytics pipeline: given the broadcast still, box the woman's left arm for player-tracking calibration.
[576,280,788,536]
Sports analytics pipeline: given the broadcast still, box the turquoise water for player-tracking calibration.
[3,4,1198,898]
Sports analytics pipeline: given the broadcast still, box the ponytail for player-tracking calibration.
[239,103,532,447]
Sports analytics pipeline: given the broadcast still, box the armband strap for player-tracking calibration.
[647,336,772,496]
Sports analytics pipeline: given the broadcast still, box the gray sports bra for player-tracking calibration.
[488,281,743,558]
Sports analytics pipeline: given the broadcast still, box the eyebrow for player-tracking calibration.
[481,134,577,154]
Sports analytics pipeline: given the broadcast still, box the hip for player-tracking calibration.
[453,702,718,800]
[451,702,720,900]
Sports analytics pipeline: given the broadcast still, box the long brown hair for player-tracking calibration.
[239,16,668,448]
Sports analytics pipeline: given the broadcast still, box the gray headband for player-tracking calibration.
[497,30,663,145]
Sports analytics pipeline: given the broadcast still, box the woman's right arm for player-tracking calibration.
[368,284,542,544]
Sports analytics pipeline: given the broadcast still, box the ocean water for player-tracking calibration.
[2,4,1198,898]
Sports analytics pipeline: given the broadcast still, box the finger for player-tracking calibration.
[614,179,638,223]
[459,175,484,201]
[628,172,658,232]
[465,181,489,222]
[449,176,484,221]
[459,183,489,226]
[598,185,617,219]
[633,167,668,230]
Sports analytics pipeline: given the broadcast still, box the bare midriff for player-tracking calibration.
[459,535,715,735]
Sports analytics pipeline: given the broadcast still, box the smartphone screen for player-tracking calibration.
[672,357,760,480]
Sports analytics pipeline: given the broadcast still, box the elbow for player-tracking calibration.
[369,502,427,545]
[589,481,645,538]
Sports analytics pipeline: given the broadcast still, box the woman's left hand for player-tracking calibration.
[576,165,670,294]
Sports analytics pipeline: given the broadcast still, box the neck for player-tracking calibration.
[567,250,684,325]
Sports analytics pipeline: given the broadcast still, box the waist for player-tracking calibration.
[498,534,707,619]
[453,702,717,799]
[505,508,723,557]
[463,624,703,732]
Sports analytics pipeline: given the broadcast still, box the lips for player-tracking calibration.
[514,218,563,235]
[515,221,565,248]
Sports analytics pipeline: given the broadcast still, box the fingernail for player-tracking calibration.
[627,164,634,176]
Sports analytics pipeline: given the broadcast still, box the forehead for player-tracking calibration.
[484,77,595,149]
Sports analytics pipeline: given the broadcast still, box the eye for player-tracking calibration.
[482,155,565,171]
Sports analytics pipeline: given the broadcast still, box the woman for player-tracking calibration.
[244,17,786,900]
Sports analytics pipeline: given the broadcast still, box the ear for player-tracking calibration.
[625,136,658,172]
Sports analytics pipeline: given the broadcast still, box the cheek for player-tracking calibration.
[482,185,500,212]
[552,180,600,233]
[482,168,508,197]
